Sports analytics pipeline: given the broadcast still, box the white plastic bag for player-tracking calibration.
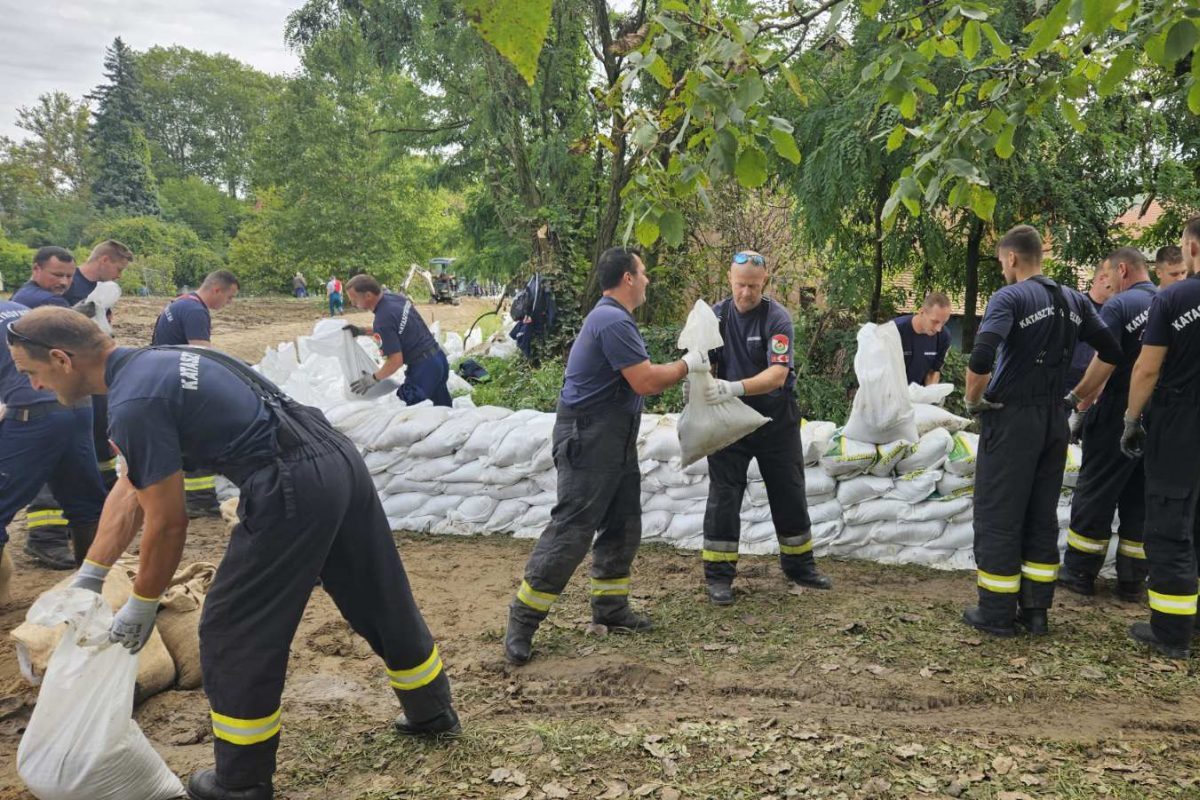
[908,382,955,406]
[675,301,768,466]
[843,322,919,444]
[18,589,184,800]
[82,282,122,335]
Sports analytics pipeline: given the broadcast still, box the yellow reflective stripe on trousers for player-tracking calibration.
[1148,590,1198,616]
[779,536,814,556]
[1067,529,1107,554]
[388,645,443,690]
[977,570,1020,594]
[590,577,630,597]
[702,550,739,562]
[25,509,67,528]
[516,580,557,612]
[1020,561,1058,583]
[211,708,281,746]
[184,476,217,491]
[1117,539,1146,560]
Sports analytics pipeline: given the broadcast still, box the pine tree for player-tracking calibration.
[88,37,159,215]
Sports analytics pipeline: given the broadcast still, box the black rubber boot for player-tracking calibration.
[1129,622,1191,660]
[962,606,1017,638]
[593,606,652,632]
[706,581,734,606]
[187,769,273,800]
[1015,608,1049,636]
[394,705,461,738]
[24,530,76,570]
[393,671,462,737]
[1056,567,1095,597]
[1116,581,1145,603]
[784,558,833,590]
[69,521,98,567]
[504,605,537,665]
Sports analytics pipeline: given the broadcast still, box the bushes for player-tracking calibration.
[0,235,35,292]
[82,215,222,294]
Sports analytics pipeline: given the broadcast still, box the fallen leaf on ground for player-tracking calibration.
[992,755,1016,775]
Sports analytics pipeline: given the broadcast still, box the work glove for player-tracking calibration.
[1120,415,1146,459]
[350,371,379,395]
[343,323,366,338]
[71,560,111,594]
[1068,411,1086,445]
[681,350,710,373]
[965,396,1004,416]
[1062,390,1082,413]
[71,299,97,319]
[704,379,745,404]
[110,593,160,654]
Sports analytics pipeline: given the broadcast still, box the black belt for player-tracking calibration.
[407,344,442,367]
[2,400,86,422]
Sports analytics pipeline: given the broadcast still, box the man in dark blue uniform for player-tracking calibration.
[700,250,830,605]
[1064,260,1113,391]
[152,270,240,517]
[1154,245,1187,290]
[1120,217,1200,659]
[343,274,452,406]
[503,248,705,664]
[11,246,83,568]
[893,292,952,386]
[63,239,135,493]
[0,300,105,574]
[10,307,459,800]
[962,225,1121,638]
[1059,247,1156,600]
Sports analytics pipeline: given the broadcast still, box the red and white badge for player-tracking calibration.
[372,332,383,347]
[769,334,790,364]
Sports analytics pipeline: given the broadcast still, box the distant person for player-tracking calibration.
[1065,259,1114,392]
[1155,245,1187,289]
[893,292,952,386]
[327,276,344,316]
[292,272,308,299]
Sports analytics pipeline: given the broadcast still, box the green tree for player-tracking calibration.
[159,176,246,243]
[88,37,160,216]
[10,92,91,194]
[83,215,220,292]
[227,190,289,294]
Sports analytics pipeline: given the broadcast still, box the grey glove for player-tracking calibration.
[71,560,110,594]
[109,594,160,654]
[350,371,379,395]
[71,299,97,319]
[965,396,1004,416]
[681,350,710,373]
[704,378,745,404]
[1120,415,1146,459]
[1063,390,1082,413]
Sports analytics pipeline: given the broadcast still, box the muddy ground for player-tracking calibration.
[2,297,1199,799]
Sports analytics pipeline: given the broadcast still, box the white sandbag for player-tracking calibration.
[942,549,977,571]
[683,456,709,476]
[663,512,704,542]
[819,431,877,478]
[452,394,476,408]
[648,463,704,488]
[1063,444,1082,489]
[642,510,674,539]
[870,440,912,476]
[887,470,941,503]
[936,471,975,499]
[383,475,442,494]
[530,441,554,472]
[843,498,909,526]
[908,382,955,406]
[902,495,973,522]
[457,408,539,462]
[464,327,483,352]
[642,492,676,513]
[643,419,682,462]
[364,450,405,474]
[481,480,537,501]
[931,521,974,551]
[382,493,430,518]
[666,482,710,501]
[447,495,497,525]
[895,428,953,474]
[865,519,947,546]
[446,370,472,397]
[804,467,835,498]
[741,503,773,523]
[517,504,552,529]
[485,499,529,531]
[17,590,184,800]
[443,332,464,359]
[913,403,971,435]
[943,431,979,476]
[843,322,919,444]
[402,455,461,483]
[801,420,838,466]
[408,406,510,459]
[489,415,555,466]
[836,475,895,507]
[808,498,843,526]
[676,301,769,466]
[373,405,453,450]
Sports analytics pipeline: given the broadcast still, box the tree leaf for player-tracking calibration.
[1189,80,1200,115]
[1165,20,1200,65]
[886,124,906,152]
[1060,100,1084,132]
[1082,0,1120,36]
[658,210,684,247]
[899,91,918,120]
[770,128,802,164]
[734,74,766,110]
[465,0,553,86]
[635,217,660,247]
[970,185,996,221]
[734,145,768,188]
[712,127,738,174]
[645,54,674,88]
[994,123,1015,159]
[1024,0,1069,59]
[1098,50,1136,96]
[862,0,884,20]
[963,20,981,60]
[982,23,1012,58]
[632,122,658,150]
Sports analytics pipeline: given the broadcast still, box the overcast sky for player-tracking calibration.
[0,0,303,141]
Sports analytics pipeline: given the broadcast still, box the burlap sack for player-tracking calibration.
[220,497,240,533]
[0,544,12,607]
[155,562,215,689]
[10,568,176,703]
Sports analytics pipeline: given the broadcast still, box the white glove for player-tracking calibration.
[110,594,160,654]
[681,351,710,373]
[350,371,379,395]
[704,379,745,404]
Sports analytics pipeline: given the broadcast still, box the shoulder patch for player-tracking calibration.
[372,332,383,347]
[770,334,789,354]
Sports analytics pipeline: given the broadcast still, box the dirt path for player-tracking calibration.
[1,298,1198,799]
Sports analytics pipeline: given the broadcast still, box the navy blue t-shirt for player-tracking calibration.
[1094,281,1156,395]
[893,314,950,385]
[104,347,277,489]
[11,281,70,310]
[152,294,211,345]
[1142,273,1200,394]
[977,278,1108,402]
[0,301,56,407]
[62,271,98,306]
[714,297,795,397]
[1065,294,1104,389]
[559,297,650,414]
[372,293,439,360]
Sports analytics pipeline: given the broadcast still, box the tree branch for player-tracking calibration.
[369,120,469,135]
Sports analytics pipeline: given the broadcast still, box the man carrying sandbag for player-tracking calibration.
[699,250,831,606]
[343,274,452,406]
[963,225,1120,638]
[9,307,459,800]
[503,247,706,665]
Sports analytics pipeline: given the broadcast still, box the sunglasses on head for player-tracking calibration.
[5,323,73,357]
[733,252,766,267]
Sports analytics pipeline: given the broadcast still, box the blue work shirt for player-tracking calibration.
[893,314,950,386]
[713,297,795,393]
[1142,273,1200,394]
[11,281,70,310]
[104,347,277,489]
[372,292,439,360]
[152,294,211,345]
[1094,281,1156,396]
[0,300,56,407]
[977,277,1108,403]
[1065,294,1104,389]
[559,296,650,414]
[62,271,98,306]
